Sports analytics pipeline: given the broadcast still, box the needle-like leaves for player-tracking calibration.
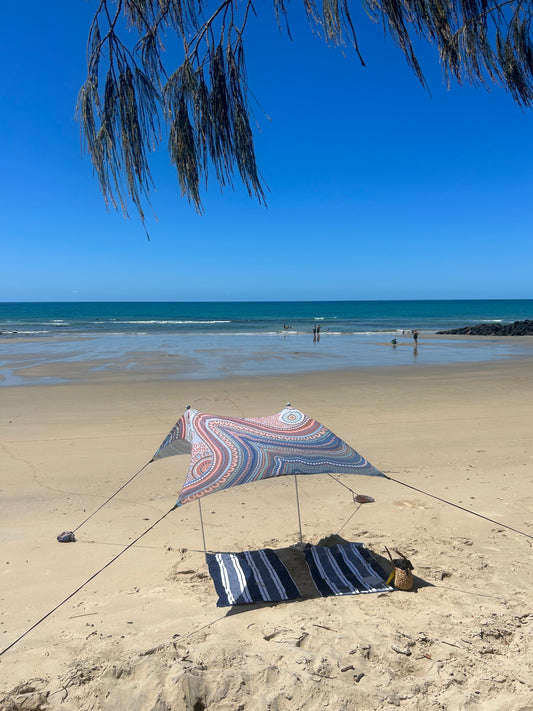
[78,0,533,229]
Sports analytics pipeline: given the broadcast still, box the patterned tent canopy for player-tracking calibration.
[153,406,384,507]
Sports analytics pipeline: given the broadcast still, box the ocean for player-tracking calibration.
[1,300,533,337]
[1,300,532,385]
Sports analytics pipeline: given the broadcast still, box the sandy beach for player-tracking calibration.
[1,354,532,710]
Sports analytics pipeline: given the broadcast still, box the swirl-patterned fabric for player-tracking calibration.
[153,407,383,506]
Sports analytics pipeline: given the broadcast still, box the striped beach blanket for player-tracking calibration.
[206,549,301,607]
[303,542,393,597]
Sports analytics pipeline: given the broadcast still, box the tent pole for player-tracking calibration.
[198,499,208,561]
[294,475,303,544]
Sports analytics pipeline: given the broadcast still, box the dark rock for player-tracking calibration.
[437,320,533,336]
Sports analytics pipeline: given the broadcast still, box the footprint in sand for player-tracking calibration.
[393,499,429,510]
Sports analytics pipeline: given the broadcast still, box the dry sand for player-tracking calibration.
[0,359,532,710]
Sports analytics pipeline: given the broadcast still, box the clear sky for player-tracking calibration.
[1,1,532,302]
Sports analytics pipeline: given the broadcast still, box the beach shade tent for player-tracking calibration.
[152,405,384,544]
[151,405,390,605]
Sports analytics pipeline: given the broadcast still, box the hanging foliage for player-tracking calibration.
[78,0,533,228]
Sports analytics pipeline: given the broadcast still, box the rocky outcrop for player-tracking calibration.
[437,319,533,336]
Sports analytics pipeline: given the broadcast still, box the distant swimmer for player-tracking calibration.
[412,330,419,344]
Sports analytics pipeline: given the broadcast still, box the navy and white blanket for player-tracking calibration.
[206,549,301,607]
[303,542,393,597]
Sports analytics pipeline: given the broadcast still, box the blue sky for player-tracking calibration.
[1,1,532,302]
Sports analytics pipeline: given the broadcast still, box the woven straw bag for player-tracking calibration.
[393,566,414,590]
[385,547,414,591]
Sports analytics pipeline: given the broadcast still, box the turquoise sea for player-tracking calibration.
[2,300,533,337]
[1,300,532,385]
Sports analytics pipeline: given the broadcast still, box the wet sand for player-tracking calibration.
[1,331,533,386]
